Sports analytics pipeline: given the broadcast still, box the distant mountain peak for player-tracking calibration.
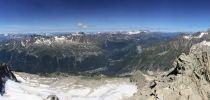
[183,31,208,40]
[127,30,149,35]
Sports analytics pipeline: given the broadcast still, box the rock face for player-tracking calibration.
[134,41,210,100]
[0,63,17,95]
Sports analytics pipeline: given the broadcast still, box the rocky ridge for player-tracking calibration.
[132,41,210,100]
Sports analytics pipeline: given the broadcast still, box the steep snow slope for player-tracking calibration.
[0,73,137,100]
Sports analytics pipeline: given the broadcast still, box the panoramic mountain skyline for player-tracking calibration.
[0,0,210,33]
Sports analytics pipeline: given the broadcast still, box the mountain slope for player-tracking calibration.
[0,32,175,75]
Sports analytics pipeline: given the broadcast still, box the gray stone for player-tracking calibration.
[132,41,210,100]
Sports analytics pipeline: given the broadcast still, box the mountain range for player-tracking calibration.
[0,30,208,76]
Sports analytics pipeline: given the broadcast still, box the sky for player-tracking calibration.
[1,0,210,33]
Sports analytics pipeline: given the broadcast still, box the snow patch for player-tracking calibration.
[54,36,66,42]
[128,30,142,35]
[183,32,208,40]
[200,40,210,46]
[183,35,192,40]
[196,32,208,38]
[34,38,52,45]
[20,41,25,47]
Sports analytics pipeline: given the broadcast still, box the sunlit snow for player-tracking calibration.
[183,32,208,40]
[0,74,137,100]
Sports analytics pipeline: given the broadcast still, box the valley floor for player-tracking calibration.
[0,72,137,100]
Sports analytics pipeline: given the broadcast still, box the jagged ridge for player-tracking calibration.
[133,41,210,100]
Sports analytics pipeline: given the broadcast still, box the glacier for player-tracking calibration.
[0,73,137,100]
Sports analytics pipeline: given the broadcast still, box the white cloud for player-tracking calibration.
[77,22,89,29]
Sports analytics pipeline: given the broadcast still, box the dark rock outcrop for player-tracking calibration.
[45,95,59,100]
[0,63,17,95]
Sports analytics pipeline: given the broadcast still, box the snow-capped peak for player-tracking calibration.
[197,32,208,38]
[127,30,149,35]
[128,30,141,35]
[183,32,208,40]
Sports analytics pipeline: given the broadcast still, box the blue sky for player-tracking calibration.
[1,0,210,33]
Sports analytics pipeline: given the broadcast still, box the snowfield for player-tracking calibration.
[0,73,137,100]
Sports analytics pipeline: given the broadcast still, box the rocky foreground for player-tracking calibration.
[131,41,210,100]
